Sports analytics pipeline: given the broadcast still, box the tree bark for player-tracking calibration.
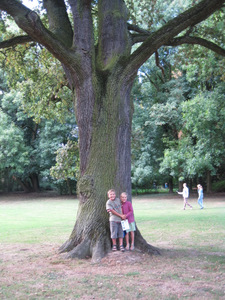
[169,176,173,193]
[14,177,33,193]
[179,181,183,191]
[59,69,160,261]
[30,173,40,193]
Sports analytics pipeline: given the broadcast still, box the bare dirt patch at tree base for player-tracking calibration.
[0,243,224,299]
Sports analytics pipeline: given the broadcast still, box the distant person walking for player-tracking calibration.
[177,183,193,210]
[197,184,204,209]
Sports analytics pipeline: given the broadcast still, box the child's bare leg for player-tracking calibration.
[125,233,129,250]
[119,237,123,246]
[130,231,135,250]
[130,231,135,246]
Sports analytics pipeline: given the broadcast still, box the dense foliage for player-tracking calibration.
[131,45,225,192]
[0,65,77,193]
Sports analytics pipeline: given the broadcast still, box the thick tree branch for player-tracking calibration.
[130,26,196,45]
[130,32,225,56]
[0,35,33,49]
[126,0,225,77]
[97,0,131,69]
[69,0,94,53]
[0,0,81,73]
[166,36,225,56]
[43,0,73,47]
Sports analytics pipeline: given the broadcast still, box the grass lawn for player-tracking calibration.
[0,195,78,244]
[0,192,224,299]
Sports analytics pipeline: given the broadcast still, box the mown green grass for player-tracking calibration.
[0,197,78,244]
[0,194,224,252]
[133,195,225,252]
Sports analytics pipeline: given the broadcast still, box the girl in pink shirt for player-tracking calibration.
[120,192,136,250]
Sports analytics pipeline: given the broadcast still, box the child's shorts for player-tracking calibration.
[126,221,136,233]
[110,221,123,239]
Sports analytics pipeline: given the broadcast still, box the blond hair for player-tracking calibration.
[107,189,116,197]
[120,192,128,197]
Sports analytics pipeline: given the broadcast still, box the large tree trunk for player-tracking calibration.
[59,70,160,262]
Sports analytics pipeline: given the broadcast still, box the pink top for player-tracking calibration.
[121,201,135,223]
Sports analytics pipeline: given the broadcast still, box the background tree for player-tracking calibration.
[159,85,225,192]
[131,10,225,193]
[131,77,164,191]
[0,59,77,193]
[0,104,30,192]
[0,0,225,261]
[181,84,225,192]
[50,140,79,195]
[0,87,77,192]
[131,49,194,192]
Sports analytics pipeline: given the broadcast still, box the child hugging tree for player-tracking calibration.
[120,192,136,251]
[106,189,125,252]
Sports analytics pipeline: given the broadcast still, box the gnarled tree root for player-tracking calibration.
[59,235,112,263]
[59,226,160,262]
